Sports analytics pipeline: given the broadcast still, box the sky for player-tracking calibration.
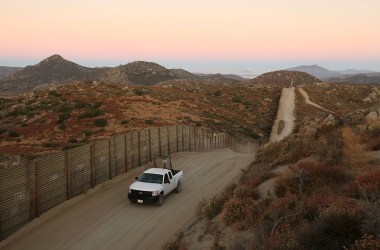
[1,0,380,74]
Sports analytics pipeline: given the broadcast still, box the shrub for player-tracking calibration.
[8,130,20,137]
[78,108,105,119]
[345,234,380,250]
[133,89,145,96]
[232,96,242,103]
[121,119,129,125]
[58,113,71,122]
[68,138,78,143]
[275,160,347,196]
[213,90,222,97]
[94,118,107,127]
[145,119,154,125]
[57,103,73,113]
[198,195,228,220]
[82,130,93,136]
[297,213,361,250]
[74,101,88,109]
[221,199,246,225]
[348,170,380,202]
[342,127,366,168]
[48,90,61,97]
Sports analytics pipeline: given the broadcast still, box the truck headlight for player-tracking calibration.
[152,190,159,196]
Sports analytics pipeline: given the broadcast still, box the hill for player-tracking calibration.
[287,64,380,84]
[0,55,205,95]
[328,73,380,84]
[0,66,22,79]
[287,64,341,79]
[247,70,322,87]
[0,55,106,94]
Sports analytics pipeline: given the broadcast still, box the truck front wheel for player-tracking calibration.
[156,193,164,206]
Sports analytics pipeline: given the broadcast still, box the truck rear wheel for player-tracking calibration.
[156,193,164,206]
[175,182,182,193]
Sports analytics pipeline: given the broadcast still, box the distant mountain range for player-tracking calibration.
[248,70,321,87]
[0,55,245,95]
[287,65,380,83]
[0,66,22,79]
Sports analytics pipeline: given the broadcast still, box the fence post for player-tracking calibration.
[124,135,128,173]
[194,127,197,152]
[34,161,40,218]
[148,129,152,162]
[176,125,179,153]
[182,125,184,152]
[189,126,191,151]
[158,127,162,156]
[90,144,95,187]
[138,131,141,166]
[167,126,170,154]
[65,151,71,200]
[108,139,112,180]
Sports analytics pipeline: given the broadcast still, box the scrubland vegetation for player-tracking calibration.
[164,121,380,250]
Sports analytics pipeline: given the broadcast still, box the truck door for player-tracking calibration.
[163,172,175,195]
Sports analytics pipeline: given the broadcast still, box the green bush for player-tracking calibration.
[133,89,145,96]
[78,108,105,119]
[94,118,107,127]
[8,130,20,137]
[82,130,93,136]
[68,138,78,143]
[145,119,154,125]
[232,96,243,103]
[48,90,61,97]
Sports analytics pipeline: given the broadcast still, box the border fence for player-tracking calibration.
[0,125,242,241]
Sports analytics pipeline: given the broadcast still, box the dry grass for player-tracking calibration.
[342,127,367,169]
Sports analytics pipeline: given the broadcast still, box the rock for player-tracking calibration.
[365,111,379,123]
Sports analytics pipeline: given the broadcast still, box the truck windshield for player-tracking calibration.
[138,173,163,184]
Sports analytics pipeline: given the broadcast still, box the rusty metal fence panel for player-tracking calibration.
[130,131,139,168]
[168,126,177,154]
[183,125,190,151]
[93,139,110,185]
[150,128,160,158]
[0,163,36,241]
[69,145,91,198]
[125,133,132,171]
[177,126,183,152]
[113,134,126,176]
[38,152,66,214]
[160,127,168,156]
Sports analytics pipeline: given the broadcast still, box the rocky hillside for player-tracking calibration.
[0,81,281,156]
[248,70,322,87]
[0,66,22,79]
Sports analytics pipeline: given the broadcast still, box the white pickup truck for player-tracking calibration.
[128,155,183,206]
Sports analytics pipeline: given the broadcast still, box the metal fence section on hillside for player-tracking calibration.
[0,125,240,241]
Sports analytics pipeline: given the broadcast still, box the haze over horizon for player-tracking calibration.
[1,0,380,74]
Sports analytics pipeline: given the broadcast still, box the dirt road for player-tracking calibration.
[269,87,296,142]
[0,149,254,250]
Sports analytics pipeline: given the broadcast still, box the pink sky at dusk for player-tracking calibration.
[1,0,380,73]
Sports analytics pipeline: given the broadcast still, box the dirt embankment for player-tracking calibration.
[0,149,254,250]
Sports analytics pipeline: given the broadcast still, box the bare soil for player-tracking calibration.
[0,149,254,250]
